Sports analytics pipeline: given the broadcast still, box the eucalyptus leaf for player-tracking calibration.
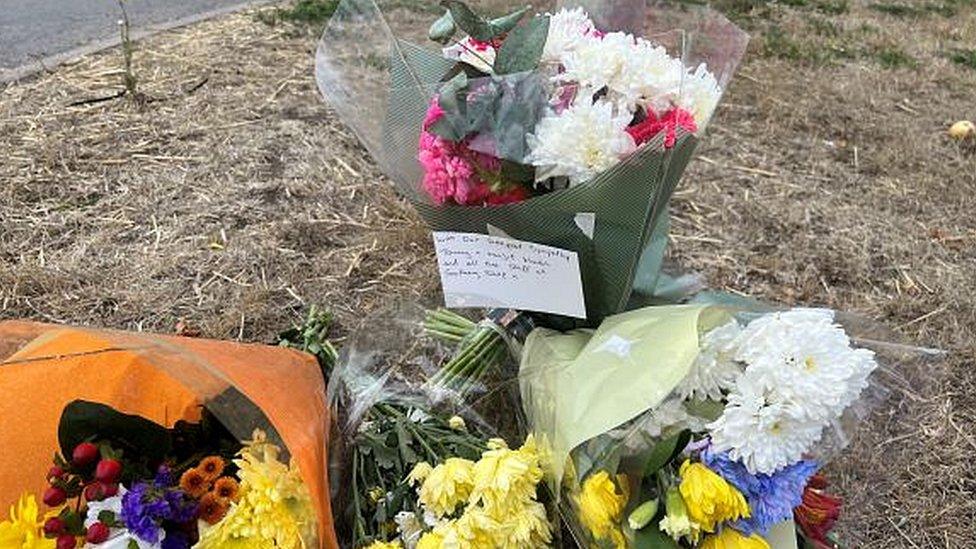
[489,6,531,35]
[494,15,550,75]
[428,10,456,44]
[441,1,494,41]
[642,429,691,477]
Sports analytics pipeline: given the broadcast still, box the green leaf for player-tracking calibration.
[428,10,457,44]
[500,161,535,183]
[634,525,681,549]
[428,72,471,141]
[57,400,172,463]
[642,430,691,478]
[440,1,528,42]
[488,7,531,35]
[494,16,550,75]
[684,399,725,422]
[128,540,139,549]
[97,510,120,527]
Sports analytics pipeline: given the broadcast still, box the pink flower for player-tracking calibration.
[626,106,698,148]
[418,96,530,206]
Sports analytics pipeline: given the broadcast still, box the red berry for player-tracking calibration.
[56,534,76,549]
[100,482,119,497]
[94,459,122,483]
[83,483,105,502]
[43,517,65,536]
[42,486,67,507]
[72,442,99,468]
[47,466,65,482]
[86,522,110,544]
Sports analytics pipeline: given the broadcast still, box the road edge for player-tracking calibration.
[0,0,277,84]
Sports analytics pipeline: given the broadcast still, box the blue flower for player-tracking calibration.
[702,449,819,536]
[120,479,199,544]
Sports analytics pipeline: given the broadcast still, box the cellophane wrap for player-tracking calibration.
[316,0,748,322]
[517,304,941,548]
[327,301,526,544]
[0,320,336,548]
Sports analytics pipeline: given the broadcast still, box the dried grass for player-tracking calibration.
[1,0,975,546]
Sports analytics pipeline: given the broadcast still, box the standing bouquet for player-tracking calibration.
[517,304,932,548]
[0,321,336,549]
[317,0,748,320]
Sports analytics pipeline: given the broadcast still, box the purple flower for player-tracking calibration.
[154,465,175,487]
[703,449,819,536]
[160,530,191,549]
[120,480,198,544]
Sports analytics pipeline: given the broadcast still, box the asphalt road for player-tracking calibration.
[0,0,260,77]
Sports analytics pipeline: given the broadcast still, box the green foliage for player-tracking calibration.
[277,305,338,377]
[949,48,976,69]
[277,0,339,23]
[642,430,691,478]
[870,0,973,17]
[494,15,549,74]
[440,1,528,42]
[874,46,917,68]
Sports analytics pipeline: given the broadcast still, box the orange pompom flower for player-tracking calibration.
[212,477,240,502]
[197,456,226,482]
[198,492,229,525]
[179,469,210,499]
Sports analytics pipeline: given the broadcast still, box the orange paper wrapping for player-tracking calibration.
[0,320,338,549]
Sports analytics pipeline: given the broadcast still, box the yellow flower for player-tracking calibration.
[575,471,629,549]
[440,507,499,548]
[492,500,552,548]
[659,487,701,543]
[416,530,445,549]
[194,430,316,549]
[362,541,403,549]
[469,435,544,514]
[678,460,750,533]
[448,416,466,430]
[418,458,475,518]
[700,528,771,549]
[0,493,55,549]
[407,462,434,486]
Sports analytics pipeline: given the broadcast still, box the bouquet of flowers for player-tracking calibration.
[0,321,336,549]
[516,304,932,548]
[316,0,749,320]
[327,302,551,548]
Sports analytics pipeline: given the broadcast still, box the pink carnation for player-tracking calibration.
[626,107,698,149]
[418,97,519,206]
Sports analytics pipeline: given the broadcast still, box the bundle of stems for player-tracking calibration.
[423,309,508,395]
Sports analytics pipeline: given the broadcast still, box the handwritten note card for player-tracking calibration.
[432,231,586,319]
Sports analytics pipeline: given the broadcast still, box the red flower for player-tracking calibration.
[794,474,843,549]
[627,107,698,149]
[486,185,530,206]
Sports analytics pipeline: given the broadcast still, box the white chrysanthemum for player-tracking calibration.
[733,308,878,419]
[676,319,744,401]
[557,33,685,113]
[526,97,636,184]
[675,63,722,128]
[542,7,595,63]
[442,37,496,73]
[395,511,424,549]
[708,369,825,474]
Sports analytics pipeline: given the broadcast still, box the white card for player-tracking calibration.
[432,231,587,319]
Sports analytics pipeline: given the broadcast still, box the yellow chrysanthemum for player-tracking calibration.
[491,499,552,548]
[362,541,403,549]
[194,430,316,549]
[700,528,771,549]
[469,435,544,514]
[418,458,475,518]
[440,507,499,548]
[407,462,433,487]
[416,530,445,549]
[659,487,701,543]
[575,470,629,549]
[678,460,750,533]
[0,493,55,549]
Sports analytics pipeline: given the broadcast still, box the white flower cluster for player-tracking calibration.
[524,8,723,185]
[695,309,878,474]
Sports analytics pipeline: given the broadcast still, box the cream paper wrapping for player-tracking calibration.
[519,304,800,548]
